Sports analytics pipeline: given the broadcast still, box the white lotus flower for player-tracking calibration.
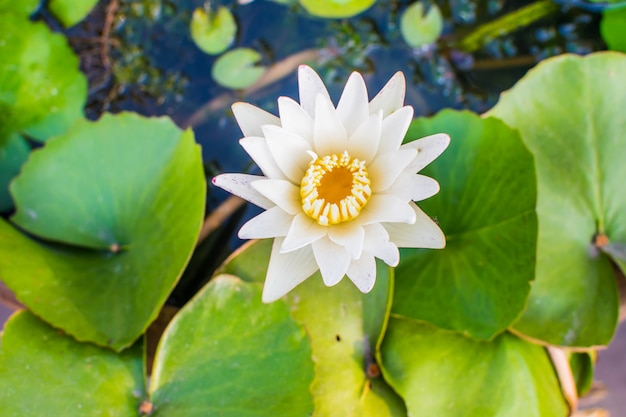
[214,65,449,302]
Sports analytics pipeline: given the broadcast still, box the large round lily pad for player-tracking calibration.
[0,311,146,417]
[393,110,537,340]
[150,274,315,416]
[1,112,205,350]
[490,52,625,347]
[380,317,568,417]
[220,239,407,416]
[0,15,86,141]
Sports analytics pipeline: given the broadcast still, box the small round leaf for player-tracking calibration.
[211,47,266,90]
[400,2,444,48]
[190,6,237,55]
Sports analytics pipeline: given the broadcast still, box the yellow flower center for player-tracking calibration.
[300,151,371,226]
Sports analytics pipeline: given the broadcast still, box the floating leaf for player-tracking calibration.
[380,317,568,417]
[569,351,595,397]
[150,275,315,417]
[400,2,443,48]
[393,110,537,340]
[0,15,87,142]
[0,0,39,16]
[299,0,376,18]
[0,311,145,417]
[1,113,205,350]
[211,47,266,90]
[0,133,29,212]
[490,52,625,347]
[48,0,99,27]
[190,6,237,55]
[600,9,626,53]
[220,240,407,417]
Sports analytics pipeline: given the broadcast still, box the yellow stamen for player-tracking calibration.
[300,151,371,226]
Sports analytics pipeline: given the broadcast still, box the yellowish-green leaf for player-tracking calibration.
[190,6,237,55]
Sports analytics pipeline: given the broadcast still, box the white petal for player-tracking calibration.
[251,179,301,215]
[369,71,406,117]
[386,173,440,202]
[328,222,365,259]
[262,237,318,302]
[263,125,312,183]
[313,237,351,286]
[212,173,273,209]
[358,194,416,225]
[238,206,293,239]
[232,102,280,137]
[281,212,327,252]
[369,148,417,192]
[313,93,348,156]
[377,106,414,154]
[346,253,377,293]
[384,202,445,248]
[298,65,331,117]
[336,72,370,137]
[240,136,285,179]
[402,133,451,173]
[278,96,314,145]
[363,223,400,266]
[347,111,382,162]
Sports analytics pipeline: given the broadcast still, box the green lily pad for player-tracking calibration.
[211,47,266,90]
[221,239,407,416]
[490,52,625,347]
[48,0,99,27]
[299,0,376,18]
[0,310,146,417]
[380,317,568,417]
[0,133,30,212]
[601,9,626,53]
[0,15,87,142]
[190,6,237,55]
[400,2,444,48]
[569,351,595,396]
[1,112,205,350]
[393,110,537,340]
[0,0,39,16]
[150,274,314,417]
